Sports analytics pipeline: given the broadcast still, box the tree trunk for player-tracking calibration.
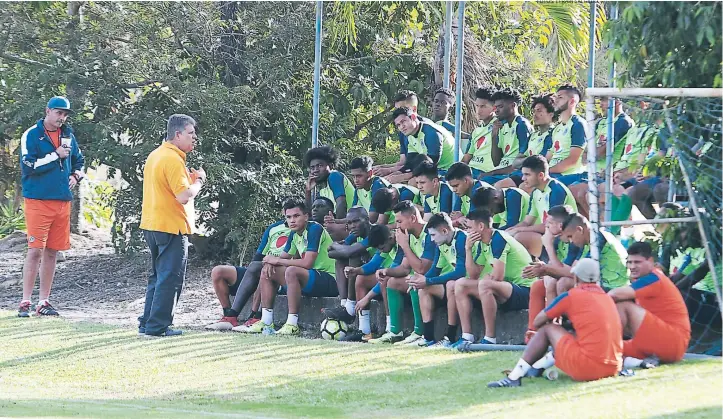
[70,186,82,234]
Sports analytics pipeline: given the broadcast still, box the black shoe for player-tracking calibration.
[138,326,146,335]
[321,306,355,323]
[339,330,366,342]
[487,377,521,388]
[35,301,59,316]
[143,329,183,338]
[524,367,544,378]
[641,356,660,369]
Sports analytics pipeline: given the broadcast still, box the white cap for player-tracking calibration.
[571,258,600,283]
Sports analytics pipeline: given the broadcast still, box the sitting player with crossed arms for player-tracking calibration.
[609,242,691,369]
[489,258,623,387]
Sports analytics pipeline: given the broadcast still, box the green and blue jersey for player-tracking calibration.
[283,221,336,276]
[594,112,634,171]
[496,115,532,168]
[353,175,391,214]
[472,230,533,286]
[426,230,468,285]
[254,220,292,261]
[466,118,497,173]
[423,181,454,215]
[492,187,530,230]
[400,117,455,170]
[318,170,355,212]
[549,114,589,175]
[528,178,577,225]
[526,127,553,158]
[453,179,491,216]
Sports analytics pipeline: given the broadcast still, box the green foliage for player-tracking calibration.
[606,2,722,87]
[82,181,115,229]
[0,201,25,239]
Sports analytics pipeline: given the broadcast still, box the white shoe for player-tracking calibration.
[204,317,237,331]
[395,332,423,346]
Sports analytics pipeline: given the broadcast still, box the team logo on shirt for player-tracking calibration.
[275,235,289,249]
[625,143,633,154]
[553,141,561,151]
[504,144,511,153]
[476,136,486,148]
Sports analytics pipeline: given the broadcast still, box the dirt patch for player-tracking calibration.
[0,227,225,330]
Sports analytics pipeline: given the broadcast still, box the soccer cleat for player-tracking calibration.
[205,316,239,331]
[143,329,183,338]
[641,356,660,369]
[231,317,261,332]
[244,320,272,334]
[524,367,545,378]
[321,306,356,323]
[426,337,454,349]
[18,301,32,318]
[487,377,521,388]
[35,301,59,316]
[524,330,537,344]
[395,332,423,346]
[276,323,300,336]
[368,331,404,344]
[450,338,472,350]
[339,330,367,342]
[414,338,436,347]
[478,338,497,344]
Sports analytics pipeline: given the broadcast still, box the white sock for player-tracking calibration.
[38,299,49,306]
[286,313,299,326]
[623,357,644,369]
[462,333,475,342]
[532,351,556,369]
[345,300,356,316]
[385,316,391,332]
[483,336,497,344]
[359,310,371,334]
[261,308,273,325]
[340,298,347,308]
[508,359,531,380]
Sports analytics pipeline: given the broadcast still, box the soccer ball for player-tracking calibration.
[320,318,349,341]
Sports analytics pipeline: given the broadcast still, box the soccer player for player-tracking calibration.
[392,106,455,177]
[310,196,345,241]
[481,88,532,184]
[431,87,469,139]
[413,160,454,221]
[505,155,577,258]
[350,155,392,224]
[323,207,374,322]
[462,87,497,180]
[559,213,629,293]
[368,201,435,345]
[205,215,291,331]
[470,185,530,230]
[408,213,467,347]
[245,199,338,336]
[370,183,422,222]
[445,162,491,228]
[456,209,532,345]
[494,94,554,191]
[548,84,590,185]
[609,242,691,366]
[372,90,419,177]
[343,224,404,341]
[489,258,623,387]
[304,145,355,238]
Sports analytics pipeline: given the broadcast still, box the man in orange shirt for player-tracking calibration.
[609,241,691,366]
[19,96,85,317]
[489,258,622,387]
[138,114,205,337]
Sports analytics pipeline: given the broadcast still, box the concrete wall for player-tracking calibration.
[240,295,528,343]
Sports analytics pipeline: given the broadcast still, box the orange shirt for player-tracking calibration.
[631,269,691,335]
[545,283,623,367]
[139,142,195,235]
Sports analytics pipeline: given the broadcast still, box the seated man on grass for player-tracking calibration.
[505,155,577,258]
[413,160,454,221]
[455,209,532,346]
[470,184,529,230]
[205,213,291,331]
[408,212,467,348]
[322,207,374,324]
[245,198,338,336]
[489,258,623,387]
[368,201,435,345]
[609,242,691,368]
[343,224,404,342]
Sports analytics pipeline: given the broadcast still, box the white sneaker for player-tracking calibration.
[395,332,423,346]
[204,316,238,331]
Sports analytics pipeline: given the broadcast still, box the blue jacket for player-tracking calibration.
[20,120,85,201]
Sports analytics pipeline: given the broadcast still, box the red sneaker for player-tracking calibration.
[204,316,239,331]
[18,301,32,318]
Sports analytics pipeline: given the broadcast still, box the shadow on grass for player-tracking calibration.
[648,405,723,419]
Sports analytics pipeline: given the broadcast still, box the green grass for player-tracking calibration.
[0,312,720,418]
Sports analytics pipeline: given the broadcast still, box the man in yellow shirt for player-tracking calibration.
[138,114,206,337]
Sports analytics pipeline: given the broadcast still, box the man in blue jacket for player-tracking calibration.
[18,96,85,317]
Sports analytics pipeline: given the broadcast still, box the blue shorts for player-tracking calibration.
[551,172,587,186]
[481,174,510,185]
[301,270,339,297]
[471,168,484,180]
[624,176,663,188]
[498,284,530,311]
[231,266,248,295]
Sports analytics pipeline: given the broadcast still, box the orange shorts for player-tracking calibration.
[555,334,620,381]
[623,311,689,363]
[24,198,71,251]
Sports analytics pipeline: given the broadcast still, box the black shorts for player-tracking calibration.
[498,284,530,311]
[231,266,248,295]
[301,270,339,297]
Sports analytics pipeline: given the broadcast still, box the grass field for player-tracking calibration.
[0,312,720,418]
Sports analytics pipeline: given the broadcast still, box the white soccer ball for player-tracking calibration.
[320,318,349,341]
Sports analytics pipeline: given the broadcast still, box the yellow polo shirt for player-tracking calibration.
[140,141,196,235]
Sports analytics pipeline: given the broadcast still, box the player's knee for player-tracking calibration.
[556,277,573,295]
[211,266,226,283]
[284,267,303,284]
[247,261,263,275]
[445,280,456,296]
[478,280,494,294]
[26,248,43,263]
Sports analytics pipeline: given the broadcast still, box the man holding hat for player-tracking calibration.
[489,258,623,387]
[18,96,85,317]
